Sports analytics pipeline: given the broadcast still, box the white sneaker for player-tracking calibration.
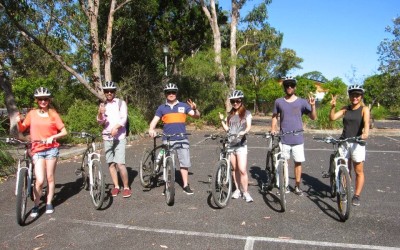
[242,192,253,203]
[232,189,241,199]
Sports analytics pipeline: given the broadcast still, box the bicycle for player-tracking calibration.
[204,133,245,208]
[0,138,42,225]
[72,132,105,209]
[313,136,366,221]
[255,130,304,212]
[140,133,190,206]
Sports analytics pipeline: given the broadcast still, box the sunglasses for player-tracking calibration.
[103,90,116,94]
[37,98,49,102]
[165,91,177,95]
[284,84,296,89]
[230,99,242,104]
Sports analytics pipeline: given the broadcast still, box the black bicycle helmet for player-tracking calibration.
[103,81,117,90]
[34,87,52,98]
[282,76,297,87]
[229,90,244,99]
[164,83,178,92]
[348,84,364,95]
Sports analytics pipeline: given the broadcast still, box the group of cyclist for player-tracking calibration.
[14,75,369,218]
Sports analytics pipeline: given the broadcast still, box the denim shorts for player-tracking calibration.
[32,147,59,162]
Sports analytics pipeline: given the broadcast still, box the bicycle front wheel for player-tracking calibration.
[329,154,336,198]
[139,149,156,188]
[80,148,92,190]
[164,157,175,206]
[337,165,351,221]
[90,159,105,209]
[277,160,287,212]
[16,162,28,226]
[265,151,274,191]
[211,159,232,208]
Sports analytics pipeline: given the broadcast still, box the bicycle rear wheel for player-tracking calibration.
[164,157,175,206]
[329,154,336,198]
[16,161,28,226]
[211,159,232,208]
[277,160,287,212]
[337,165,351,221]
[90,159,105,209]
[139,149,156,188]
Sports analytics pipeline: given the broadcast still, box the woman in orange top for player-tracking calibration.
[16,87,67,218]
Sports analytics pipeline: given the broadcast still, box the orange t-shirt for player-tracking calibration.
[21,109,65,154]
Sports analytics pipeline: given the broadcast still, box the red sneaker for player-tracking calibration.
[122,188,132,198]
[111,188,120,197]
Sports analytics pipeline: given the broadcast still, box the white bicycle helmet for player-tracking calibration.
[229,90,244,99]
[34,87,52,98]
[103,81,117,90]
[282,76,297,86]
[348,84,364,94]
[164,83,178,92]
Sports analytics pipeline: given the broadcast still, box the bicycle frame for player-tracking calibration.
[332,142,350,193]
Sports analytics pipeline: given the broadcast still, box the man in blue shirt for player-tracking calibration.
[271,77,316,196]
[148,83,200,194]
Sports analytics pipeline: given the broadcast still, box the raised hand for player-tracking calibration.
[308,92,316,105]
[330,94,337,107]
[187,99,197,110]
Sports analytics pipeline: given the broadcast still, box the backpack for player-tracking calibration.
[118,99,130,136]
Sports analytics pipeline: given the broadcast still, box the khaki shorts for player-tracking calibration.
[281,143,305,163]
[104,138,126,165]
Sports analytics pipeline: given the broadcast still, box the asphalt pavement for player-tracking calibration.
[1,121,400,250]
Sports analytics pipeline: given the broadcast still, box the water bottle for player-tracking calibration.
[155,149,165,165]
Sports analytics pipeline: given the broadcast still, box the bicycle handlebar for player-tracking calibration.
[71,131,97,139]
[313,136,366,146]
[254,129,304,138]
[0,137,46,145]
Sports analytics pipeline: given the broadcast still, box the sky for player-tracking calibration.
[218,0,400,83]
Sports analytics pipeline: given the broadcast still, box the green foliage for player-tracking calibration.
[202,107,226,127]
[320,77,348,105]
[305,104,342,130]
[63,100,102,136]
[0,142,16,177]
[371,106,389,120]
[127,105,148,135]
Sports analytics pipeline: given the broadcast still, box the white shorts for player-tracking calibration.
[232,145,248,155]
[345,142,366,162]
[281,143,305,163]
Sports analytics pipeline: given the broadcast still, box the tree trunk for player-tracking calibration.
[0,63,19,137]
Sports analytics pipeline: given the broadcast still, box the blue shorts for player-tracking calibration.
[32,147,59,163]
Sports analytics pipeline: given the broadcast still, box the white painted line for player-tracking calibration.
[385,136,400,142]
[58,218,400,250]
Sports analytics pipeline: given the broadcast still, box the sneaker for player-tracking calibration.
[232,189,241,199]
[30,206,39,218]
[294,186,304,196]
[276,186,290,195]
[122,188,132,198]
[45,204,54,214]
[111,187,120,197]
[352,195,360,206]
[183,185,194,195]
[242,192,254,203]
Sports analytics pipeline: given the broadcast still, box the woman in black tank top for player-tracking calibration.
[329,85,370,207]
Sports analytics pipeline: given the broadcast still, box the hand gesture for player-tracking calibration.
[308,92,316,106]
[148,129,157,138]
[187,99,197,110]
[330,94,337,108]
[218,112,224,121]
[98,103,106,115]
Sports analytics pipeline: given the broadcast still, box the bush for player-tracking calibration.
[304,104,342,130]
[127,105,148,135]
[0,142,16,177]
[371,106,389,120]
[202,107,225,127]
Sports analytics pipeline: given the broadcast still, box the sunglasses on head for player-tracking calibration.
[284,83,296,89]
[230,99,242,104]
[165,91,177,95]
[103,90,116,94]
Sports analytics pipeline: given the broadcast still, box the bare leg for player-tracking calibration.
[353,161,365,196]
[180,167,189,187]
[45,158,58,205]
[109,163,120,188]
[230,154,239,191]
[117,164,129,189]
[236,153,249,193]
[294,162,302,187]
